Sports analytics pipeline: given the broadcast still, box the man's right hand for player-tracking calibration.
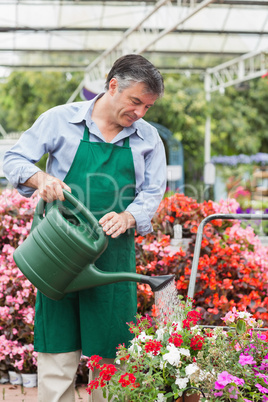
[23,171,71,202]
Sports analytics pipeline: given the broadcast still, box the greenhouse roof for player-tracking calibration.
[0,0,268,75]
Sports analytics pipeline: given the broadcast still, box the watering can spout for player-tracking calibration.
[65,263,175,294]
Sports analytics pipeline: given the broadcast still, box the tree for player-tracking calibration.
[0,71,83,132]
[144,74,268,196]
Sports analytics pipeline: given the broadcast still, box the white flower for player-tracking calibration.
[128,343,142,356]
[163,344,181,366]
[237,311,251,320]
[156,328,165,341]
[137,331,153,342]
[175,376,189,389]
[185,363,199,376]
[178,348,190,357]
[115,359,120,365]
[156,393,167,402]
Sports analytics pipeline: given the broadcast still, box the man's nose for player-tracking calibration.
[135,105,147,118]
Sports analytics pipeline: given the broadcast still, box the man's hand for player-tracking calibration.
[23,171,71,202]
[99,211,136,238]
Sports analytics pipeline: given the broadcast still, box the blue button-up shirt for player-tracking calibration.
[3,95,167,235]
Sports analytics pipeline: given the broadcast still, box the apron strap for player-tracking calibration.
[83,124,130,147]
[83,125,90,141]
[123,136,130,147]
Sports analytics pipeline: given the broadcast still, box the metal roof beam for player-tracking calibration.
[205,48,268,94]
[136,0,216,54]
[67,0,216,102]
[1,27,268,35]
[67,0,171,102]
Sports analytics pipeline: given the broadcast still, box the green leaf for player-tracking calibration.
[236,319,246,335]
[164,392,174,398]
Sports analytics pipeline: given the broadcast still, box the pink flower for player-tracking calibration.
[255,383,268,393]
[214,391,223,396]
[214,371,244,390]
[215,371,234,389]
[239,353,256,366]
[222,311,236,323]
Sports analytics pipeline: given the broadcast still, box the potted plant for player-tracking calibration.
[7,341,37,387]
[18,344,38,387]
[0,335,23,385]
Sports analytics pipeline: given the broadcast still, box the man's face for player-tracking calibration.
[109,79,159,128]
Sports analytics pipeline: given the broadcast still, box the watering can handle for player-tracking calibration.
[31,190,107,248]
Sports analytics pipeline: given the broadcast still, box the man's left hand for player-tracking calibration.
[99,211,136,238]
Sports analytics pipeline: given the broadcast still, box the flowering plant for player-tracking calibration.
[211,153,268,166]
[86,295,206,401]
[86,293,268,401]
[0,335,37,374]
[196,308,268,401]
[17,344,38,374]
[136,193,268,327]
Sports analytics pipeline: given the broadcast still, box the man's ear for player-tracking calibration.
[109,77,118,95]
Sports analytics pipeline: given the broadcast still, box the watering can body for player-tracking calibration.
[13,190,174,300]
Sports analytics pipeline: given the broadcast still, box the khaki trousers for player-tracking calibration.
[37,351,114,402]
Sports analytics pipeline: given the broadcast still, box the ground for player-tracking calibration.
[0,383,89,401]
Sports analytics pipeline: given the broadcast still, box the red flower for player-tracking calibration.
[144,340,162,355]
[190,335,205,350]
[152,304,160,317]
[120,354,130,361]
[87,355,102,371]
[99,364,117,382]
[118,372,137,387]
[183,319,191,330]
[187,310,202,322]
[169,333,183,347]
[183,310,202,329]
[131,382,141,388]
[86,379,99,395]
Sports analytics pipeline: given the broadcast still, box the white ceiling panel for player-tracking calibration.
[0,0,267,73]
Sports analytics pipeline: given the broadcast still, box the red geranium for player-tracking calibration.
[169,332,183,347]
[190,335,205,350]
[144,339,162,355]
[87,354,102,371]
[118,372,137,387]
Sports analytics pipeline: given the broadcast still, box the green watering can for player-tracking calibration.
[13,190,174,301]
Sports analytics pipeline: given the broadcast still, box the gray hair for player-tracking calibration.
[104,54,164,98]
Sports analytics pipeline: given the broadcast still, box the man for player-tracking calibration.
[3,54,166,402]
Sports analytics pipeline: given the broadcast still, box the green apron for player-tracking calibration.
[34,125,137,358]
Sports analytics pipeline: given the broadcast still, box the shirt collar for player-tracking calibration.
[68,94,103,125]
[68,93,144,140]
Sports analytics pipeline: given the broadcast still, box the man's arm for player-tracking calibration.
[24,171,71,202]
